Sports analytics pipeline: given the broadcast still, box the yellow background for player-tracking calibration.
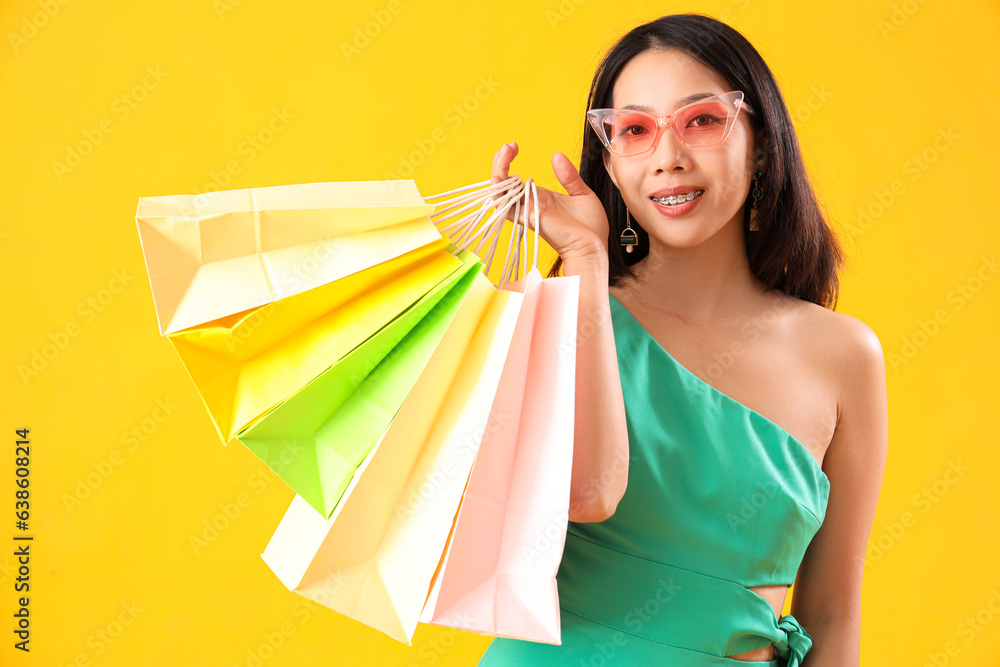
[2,0,998,665]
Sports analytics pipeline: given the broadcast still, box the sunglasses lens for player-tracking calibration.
[673,100,732,146]
[602,112,658,156]
[594,94,742,155]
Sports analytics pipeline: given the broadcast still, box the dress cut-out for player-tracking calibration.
[477,293,829,666]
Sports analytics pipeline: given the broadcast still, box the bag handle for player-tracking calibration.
[425,176,530,279]
[498,179,540,288]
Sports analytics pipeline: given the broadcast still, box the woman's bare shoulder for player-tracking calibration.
[783,294,884,366]
[775,292,886,426]
[770,292,887,458]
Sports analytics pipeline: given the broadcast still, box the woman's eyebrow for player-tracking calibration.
[622,92,717,112]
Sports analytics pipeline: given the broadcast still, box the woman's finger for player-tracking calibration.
[492,149,502,177]
[499,143,512,180]
[491,144,512,200]
[492,143,519,210]
[552,151,592,197]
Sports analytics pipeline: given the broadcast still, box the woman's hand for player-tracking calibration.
[490,142,609,263]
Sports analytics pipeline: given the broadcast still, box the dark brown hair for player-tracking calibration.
[549,13,844,309]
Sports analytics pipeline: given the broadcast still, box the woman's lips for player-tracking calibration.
[650,189,705,216]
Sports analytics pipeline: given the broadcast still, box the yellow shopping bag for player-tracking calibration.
[167,238,464,443]
[137,180,441,334]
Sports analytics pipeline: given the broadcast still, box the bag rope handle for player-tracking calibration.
[423,175,539,286]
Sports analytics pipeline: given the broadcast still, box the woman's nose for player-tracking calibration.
[650,124,691,172]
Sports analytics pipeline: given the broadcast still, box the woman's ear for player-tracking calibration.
[602,150,619,188]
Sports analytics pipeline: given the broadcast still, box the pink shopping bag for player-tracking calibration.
[421,180,580,644]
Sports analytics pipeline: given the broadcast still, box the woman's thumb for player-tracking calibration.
[552,151,590,196]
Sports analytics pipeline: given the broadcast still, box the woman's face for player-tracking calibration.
[603,48,757,251]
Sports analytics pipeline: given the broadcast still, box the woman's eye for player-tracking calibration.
[688,114,723,127]
[621,125,648,136]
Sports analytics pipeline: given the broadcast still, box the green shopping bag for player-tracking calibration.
[235,247,482,518]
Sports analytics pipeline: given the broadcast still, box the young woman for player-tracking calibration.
[478,14,888,667]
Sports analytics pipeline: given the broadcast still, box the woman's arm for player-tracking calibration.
[490,142,629,523]
[790,316,889,666]
[561,249,630,523]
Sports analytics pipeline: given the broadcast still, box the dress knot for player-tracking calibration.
[772,614,813,666]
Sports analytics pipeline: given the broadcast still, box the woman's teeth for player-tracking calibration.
[651,190,704,206]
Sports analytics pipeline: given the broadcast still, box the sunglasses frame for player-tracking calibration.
[587,90,755,156]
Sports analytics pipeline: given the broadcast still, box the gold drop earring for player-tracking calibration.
[620,210,638,253]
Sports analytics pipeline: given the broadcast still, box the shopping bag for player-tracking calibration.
[137,180,441,335]
[235,247,483,519]
[420,180,579,643]
[260,265,524,644]
[167,237,464,443]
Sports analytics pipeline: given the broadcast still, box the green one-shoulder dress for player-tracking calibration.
[478,293,830,666]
